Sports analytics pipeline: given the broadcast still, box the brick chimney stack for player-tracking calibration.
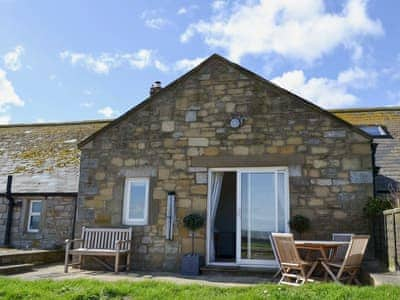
[150,81,162,96]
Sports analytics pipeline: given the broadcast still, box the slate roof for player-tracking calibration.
[332,107,400,192]
[0,120,109,194]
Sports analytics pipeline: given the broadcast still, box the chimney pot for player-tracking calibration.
[150,81,162,95]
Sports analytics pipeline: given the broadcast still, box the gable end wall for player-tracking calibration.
[77,58,373,271]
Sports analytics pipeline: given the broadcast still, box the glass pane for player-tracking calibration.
[241,172,275,261]
[129,182,146,219]
[29,215,40,230]
[31,201,42,213]
[278,173,286,232]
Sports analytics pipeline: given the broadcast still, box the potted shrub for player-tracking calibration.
[289,215,310,239]
[181,213,205,276]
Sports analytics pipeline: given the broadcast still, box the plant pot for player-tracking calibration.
[181,254,204,276]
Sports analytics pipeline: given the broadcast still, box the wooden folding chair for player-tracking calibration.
[269,234,281,281]
[271,233,318,286]
[321,235,369,285]
[330,233,353,262]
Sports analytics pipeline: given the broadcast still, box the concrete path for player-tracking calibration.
[369,272,400,286]
[10,263,273,287]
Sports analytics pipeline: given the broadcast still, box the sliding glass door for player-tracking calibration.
[237,169,288,266]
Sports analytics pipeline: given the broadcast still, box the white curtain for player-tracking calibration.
[209,172,224,262]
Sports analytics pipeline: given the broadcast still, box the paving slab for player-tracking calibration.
[368,272,400,286]
[9,263,273,287]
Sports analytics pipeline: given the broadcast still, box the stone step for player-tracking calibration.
[0,249,63,266]
[0,263,34,275]
[200,265,277,278]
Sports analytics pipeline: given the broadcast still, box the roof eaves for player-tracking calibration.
[330,107,400,113]
[0,119,111,129]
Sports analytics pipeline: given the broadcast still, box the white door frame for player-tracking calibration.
[206,167,290,267]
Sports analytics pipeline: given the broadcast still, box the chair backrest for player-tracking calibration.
[269,234,280,265]
[342,235,370,267]
[271,233,301,266]
[332,233,353,261]
[81,227,132,250]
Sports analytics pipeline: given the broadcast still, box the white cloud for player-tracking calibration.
[3,45,24,71]
[181,0,383,63]
[386,91,400,106]
[271,67,376,108]
[154,60,169,72]
[80,101,94,108]
[122,49,153,69]
[177,7,188,15]
[49,74,57,80]
[141,10,169,29]
[211,0,227,11]
[0,68,24,113]
[337,67,377,88]
[0,115,11,125]
[174,57,206,72]
[60,49,165,74]
[35,118,46,124]
[177,4,199,15]
[98,106,117,118]
[144,18,169,29]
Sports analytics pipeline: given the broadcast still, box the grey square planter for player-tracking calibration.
[181,254,204,276]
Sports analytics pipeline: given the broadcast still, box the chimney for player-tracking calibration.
[150,81,162,96]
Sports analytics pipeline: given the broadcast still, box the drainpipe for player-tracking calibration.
[371,143,377,198]
[4,175,14,246]
[71,196,78,240]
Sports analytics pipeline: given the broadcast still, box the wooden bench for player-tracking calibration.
[64,226,133,273]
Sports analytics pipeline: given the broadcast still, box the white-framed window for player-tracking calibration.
[27,200,42,233]
[123,178,150,225]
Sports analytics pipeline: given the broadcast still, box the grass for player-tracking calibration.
[0,277,399,300]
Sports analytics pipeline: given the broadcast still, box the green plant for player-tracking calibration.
[289,215,310,238]
[183,213,205,255]
[363,197,392,218]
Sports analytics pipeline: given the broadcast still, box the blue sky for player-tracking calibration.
[0,0,399,124]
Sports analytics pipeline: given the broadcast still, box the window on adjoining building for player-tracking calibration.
[27,200,42,232]
[358,125,392,138]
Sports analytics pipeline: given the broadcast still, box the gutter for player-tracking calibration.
[4,175,14,246]
[0,192,77,197]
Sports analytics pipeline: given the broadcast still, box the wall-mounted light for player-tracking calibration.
[230,116,245,129]
[165,192,176,240]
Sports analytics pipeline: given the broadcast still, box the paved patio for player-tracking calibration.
[9,263,273,287]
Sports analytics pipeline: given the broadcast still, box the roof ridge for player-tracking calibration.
[0,119,112,129]
[330,107,400,113]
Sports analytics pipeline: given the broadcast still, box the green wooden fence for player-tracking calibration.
[384,208,400,272]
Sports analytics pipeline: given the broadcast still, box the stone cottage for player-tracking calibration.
[76,54,374,271]
[0,120,108,249]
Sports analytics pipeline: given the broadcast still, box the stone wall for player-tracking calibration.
[0,195,76,249]
[77,56,373,271]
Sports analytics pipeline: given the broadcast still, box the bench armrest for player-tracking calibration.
[65,239,83,248]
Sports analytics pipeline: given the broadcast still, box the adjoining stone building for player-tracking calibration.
[76,54,374,271]
[0,120,108,249]
[333,107,400,196]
